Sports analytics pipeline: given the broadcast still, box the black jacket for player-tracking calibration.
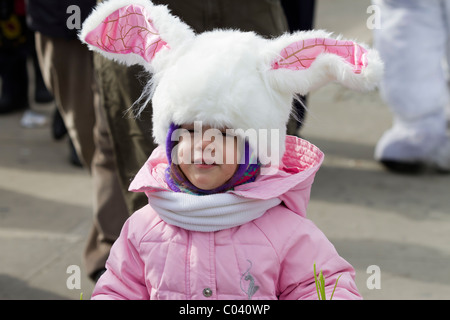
[26,0,96,39]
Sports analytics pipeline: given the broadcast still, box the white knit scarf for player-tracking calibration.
[148,191,281,232]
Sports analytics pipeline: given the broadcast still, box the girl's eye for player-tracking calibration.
[221,131,236,138]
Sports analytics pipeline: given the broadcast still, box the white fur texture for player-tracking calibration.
[80,0,384,162]
[151,30,293,163]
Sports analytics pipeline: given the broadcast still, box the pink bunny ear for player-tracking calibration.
[268,33,383,94]
[272,38,368,74]
[80,0,194,70]
[84,4,166,63]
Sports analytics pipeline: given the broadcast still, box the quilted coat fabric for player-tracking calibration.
[92,136,362,300]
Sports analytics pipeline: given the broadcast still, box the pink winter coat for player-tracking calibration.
[92,136,362,300]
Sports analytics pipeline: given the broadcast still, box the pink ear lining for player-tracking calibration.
[84,5,167,63]
[272,38,368,74]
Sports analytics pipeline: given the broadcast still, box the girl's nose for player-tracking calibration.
[193,131,217,159]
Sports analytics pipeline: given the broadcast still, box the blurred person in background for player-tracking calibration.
[372,0,450,173]
[26,0,96,167]
[281,0,316,136]
[25,0,129,282]
[0,0,52,116]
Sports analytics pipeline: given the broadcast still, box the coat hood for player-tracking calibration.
[129,135,324,218]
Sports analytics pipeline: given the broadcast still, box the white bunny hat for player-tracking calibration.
[80,0,383,165]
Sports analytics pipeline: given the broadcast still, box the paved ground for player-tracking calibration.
[1,0,450,300]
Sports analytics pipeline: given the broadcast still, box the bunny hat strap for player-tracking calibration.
[80,0,383,166]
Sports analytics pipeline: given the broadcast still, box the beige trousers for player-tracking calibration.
[35,33,129,278]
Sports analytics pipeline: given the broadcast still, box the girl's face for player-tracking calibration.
[176,123,239,190]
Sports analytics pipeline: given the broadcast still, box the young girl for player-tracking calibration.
[80,0,383,299]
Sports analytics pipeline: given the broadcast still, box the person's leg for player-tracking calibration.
[34,32,127,278]
[373,0,450,171]
[35,33,96,168]
[84,81,130,279]
[93,53,155,215]
[30,33,53,103]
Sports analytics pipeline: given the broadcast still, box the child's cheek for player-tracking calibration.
[177,139,191,165]
[224,137,239,165]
